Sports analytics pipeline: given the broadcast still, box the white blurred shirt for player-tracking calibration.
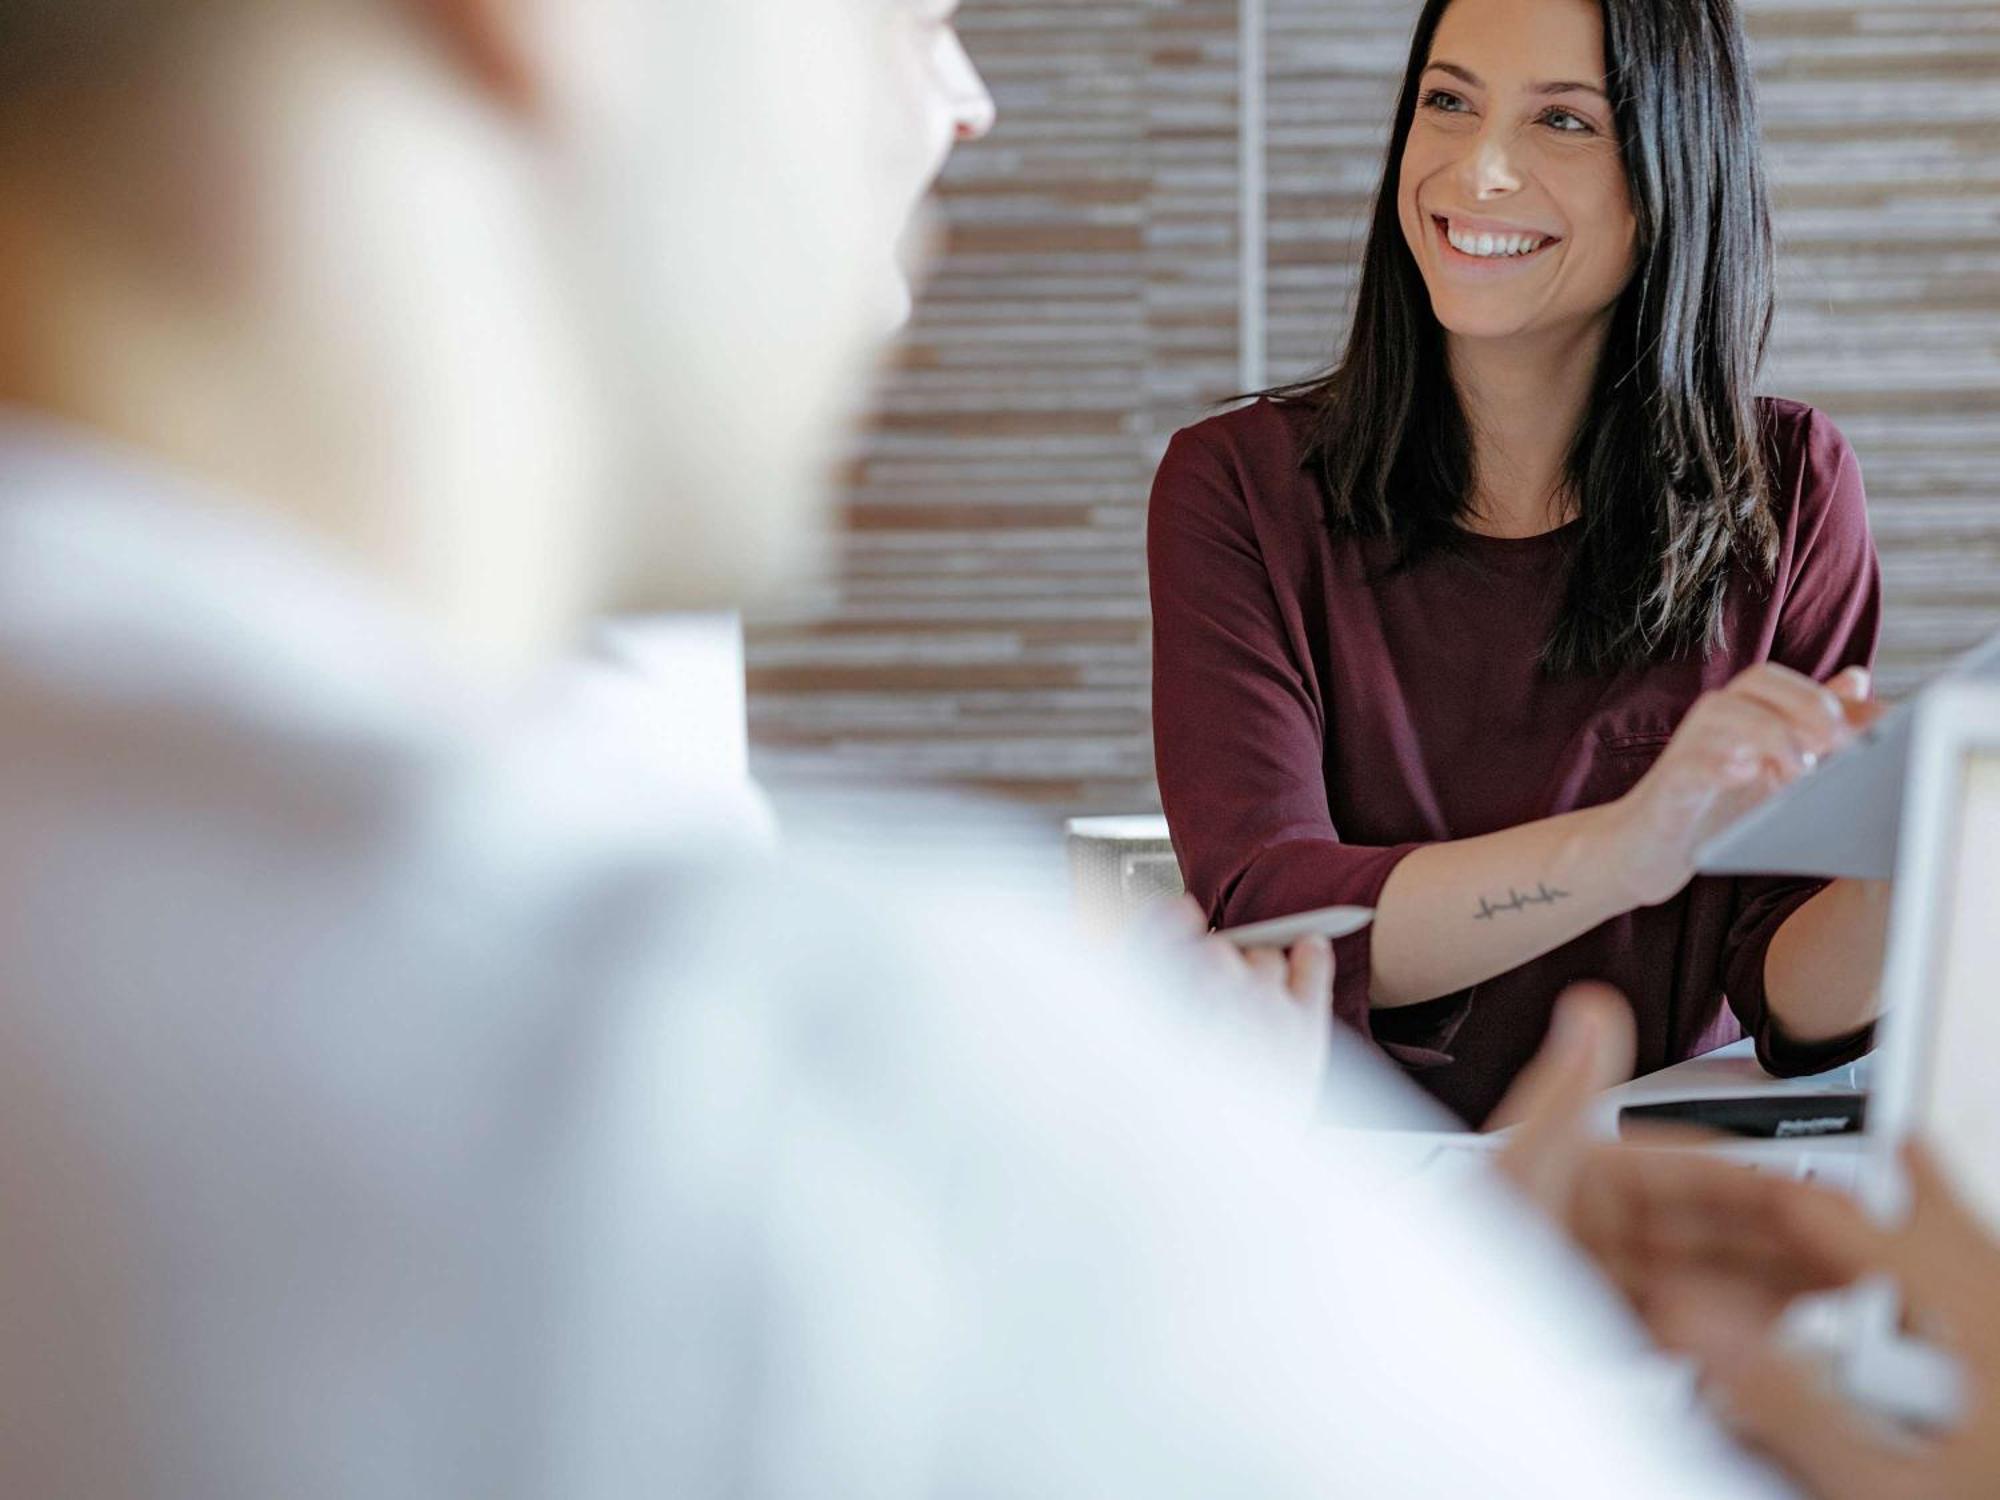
[0,420,1790,1499]
[558,612,781,851]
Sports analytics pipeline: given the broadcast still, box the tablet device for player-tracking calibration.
[1697,629,2000,881]
[1217,904,1374,949]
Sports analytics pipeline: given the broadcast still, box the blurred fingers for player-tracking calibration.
[1283,933,1333,1010]
[1192,932,1251,991]
[1827,665,1872,706]
[1134,893,1208,945]
[1576,1150,1861,1305]
[1883,1142,2000,1348]
[1490,984,1635,1213]
[1824,665,1883,728]
[1830,667,1887,733]
[1240,945,1287,990]
[1687,1319,1915,1500]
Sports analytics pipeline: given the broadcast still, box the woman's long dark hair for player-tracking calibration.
[1269,0,1779,675]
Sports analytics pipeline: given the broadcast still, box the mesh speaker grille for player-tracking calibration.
[1065,816,1184,935]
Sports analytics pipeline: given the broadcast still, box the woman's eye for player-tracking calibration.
[1419,89,1470,116]
[1541,107,1595,134]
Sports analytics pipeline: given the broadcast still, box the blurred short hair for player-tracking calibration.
[0,0,198,102]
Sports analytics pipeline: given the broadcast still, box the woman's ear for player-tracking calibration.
[407,0,544,117]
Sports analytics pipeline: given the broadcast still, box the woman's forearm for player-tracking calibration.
[1368,803,1637,1009]
[1761,878,1891,1043]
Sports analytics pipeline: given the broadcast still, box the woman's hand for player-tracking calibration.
[1141,896,1334,1113]
[1604,663,1879,907]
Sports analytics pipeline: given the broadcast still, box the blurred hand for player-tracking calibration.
[1671,1142,2000,1500]
[1608,664,1879,906]
[1489,982,1636,1209]
[1491,983,1856,1344]
[1141,895,1333,1114]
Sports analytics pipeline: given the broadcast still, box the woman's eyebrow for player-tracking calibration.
[1533,80,1609,99]
[1424,61,1483,88]
[1423,61,1607,100]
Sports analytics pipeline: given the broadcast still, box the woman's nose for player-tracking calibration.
[1462,130,1524,200]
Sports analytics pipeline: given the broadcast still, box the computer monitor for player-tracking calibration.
[1895,747,2000,1226]
[1848,683,2000,1411]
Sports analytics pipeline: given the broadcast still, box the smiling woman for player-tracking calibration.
[1403,55,1633,338]
[1149,0,1893,1125]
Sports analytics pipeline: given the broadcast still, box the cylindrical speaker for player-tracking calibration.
[1064,815,1184,936]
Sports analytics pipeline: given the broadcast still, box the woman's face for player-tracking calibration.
[1396,0,1638,347]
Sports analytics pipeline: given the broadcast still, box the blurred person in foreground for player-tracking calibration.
[0,1,1891,1496]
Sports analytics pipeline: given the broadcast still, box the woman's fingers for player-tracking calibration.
[1726,663,1860,764]
[1732,661,1849,729]
[1675,661,1867,796]
[1685,693,1819,786]
[1150,893,1209,941]
[1828,664,1873,708]
[1240,944,1287,988]
[1283,933,1333,1011]
[1281,936,1333,1079]
[1193,932,1250,991]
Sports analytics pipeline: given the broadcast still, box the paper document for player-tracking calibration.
[1697,630,2000,879]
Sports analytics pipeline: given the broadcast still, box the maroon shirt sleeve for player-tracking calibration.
[1147,426,1441,1059]
[1720,407,1883,1076]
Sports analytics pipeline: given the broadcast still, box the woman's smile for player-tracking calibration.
[1429,213,1563,277]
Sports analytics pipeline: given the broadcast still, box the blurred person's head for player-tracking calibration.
[0,0,990,676]
[879,1,997,326]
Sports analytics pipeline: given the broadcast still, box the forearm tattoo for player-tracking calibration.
[1473,882,1571,922]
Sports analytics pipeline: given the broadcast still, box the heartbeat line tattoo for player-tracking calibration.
[1473,882,1571,922]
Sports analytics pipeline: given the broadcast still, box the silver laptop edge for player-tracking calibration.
[1842,682,2000,1418]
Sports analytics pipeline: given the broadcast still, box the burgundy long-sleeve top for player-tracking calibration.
[1149,396,1881,1126]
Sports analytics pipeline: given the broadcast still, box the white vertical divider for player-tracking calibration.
[1238,0,1268,394]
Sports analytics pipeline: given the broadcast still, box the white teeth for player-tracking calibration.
[1445,223,1547,259]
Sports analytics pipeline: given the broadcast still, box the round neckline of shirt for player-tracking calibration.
[1450,516,1582,551]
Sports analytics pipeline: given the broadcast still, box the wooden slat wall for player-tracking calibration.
[748,0,2000,817]
[1752,2,2000,687]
